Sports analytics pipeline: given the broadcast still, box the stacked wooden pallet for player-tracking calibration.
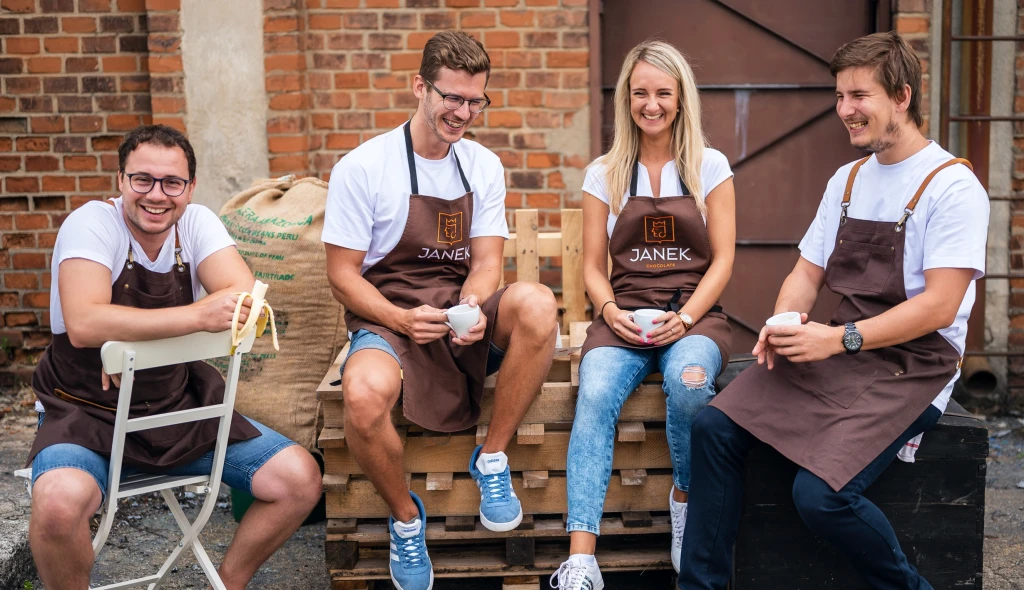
[318,209,681,589]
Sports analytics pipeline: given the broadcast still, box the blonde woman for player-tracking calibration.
[550,41,735,589]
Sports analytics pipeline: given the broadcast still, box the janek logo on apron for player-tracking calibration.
[712,156,972,491]
[581,159,732,372]
[343,121,507,432]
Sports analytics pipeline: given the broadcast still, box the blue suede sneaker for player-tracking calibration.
[469,444,523,532]
[388,492,433,590]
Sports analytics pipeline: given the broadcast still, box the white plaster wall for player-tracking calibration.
[180,0,270,211]
[985,0,1015,391]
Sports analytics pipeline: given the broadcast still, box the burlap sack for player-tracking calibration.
[217,175,347,456]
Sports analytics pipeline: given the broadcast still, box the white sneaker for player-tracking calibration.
[670,488,688,574]
[550,554,604,590]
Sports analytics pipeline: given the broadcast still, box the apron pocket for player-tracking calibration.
[788,354,899,409]
[827,239,896,294]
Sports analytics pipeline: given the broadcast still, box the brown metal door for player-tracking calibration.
[600,0,891,356]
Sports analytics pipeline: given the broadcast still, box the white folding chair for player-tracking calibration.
[16,282,268,590]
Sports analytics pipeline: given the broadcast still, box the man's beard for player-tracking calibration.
[859,118,901,154]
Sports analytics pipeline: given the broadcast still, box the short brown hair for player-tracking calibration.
[419,30,490,84]
[118,124,197,180]
[830,31,924,128]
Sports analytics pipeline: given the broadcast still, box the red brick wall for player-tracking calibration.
[895,0,933,130]
[262,0,592,253]
[0,0,156,387]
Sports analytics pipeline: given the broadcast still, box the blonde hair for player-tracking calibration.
[596,40,707,216]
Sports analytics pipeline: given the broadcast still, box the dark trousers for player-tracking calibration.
[677,404,943,590]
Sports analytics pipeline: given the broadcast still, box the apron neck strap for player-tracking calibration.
[125,224,183,271]
[895,157,973,232]
[630,160,690,197]
[404,120,471,196]
[840,155,872,225]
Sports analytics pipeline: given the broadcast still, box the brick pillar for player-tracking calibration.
[264,0,312,177]
[146,0,185,130]
[1009,1,1024,406]
[0,0,152,387]
[895,0,933,131]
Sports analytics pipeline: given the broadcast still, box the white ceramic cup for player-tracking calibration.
[445,304,481,339]
[765,311,802,327]
[630,308,664,343]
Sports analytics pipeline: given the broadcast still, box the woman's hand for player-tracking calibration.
[603,304,646,345]
[645,311,686,346]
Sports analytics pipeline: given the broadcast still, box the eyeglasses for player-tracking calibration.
[423,79,491,113]
[124,173,190,197]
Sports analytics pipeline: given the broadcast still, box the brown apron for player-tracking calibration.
[344,121,506,432]
[581,161,732,373]
[27,207,259,470]
[711,156,970,491]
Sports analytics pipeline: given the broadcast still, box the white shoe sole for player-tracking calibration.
[391,569,434,590]
[479,509,523,532]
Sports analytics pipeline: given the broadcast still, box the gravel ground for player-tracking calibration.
[2,385,1022,589]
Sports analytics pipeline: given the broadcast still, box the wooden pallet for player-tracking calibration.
[326,513,671,570]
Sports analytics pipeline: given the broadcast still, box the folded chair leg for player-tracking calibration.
[152,488,226,590]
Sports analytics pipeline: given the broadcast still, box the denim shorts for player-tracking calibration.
[344,328,507,376]
[31,413,296,502]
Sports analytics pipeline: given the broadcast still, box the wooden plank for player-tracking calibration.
[502,232,563,258]
[319,427,346,449]
[326,473,676,519]
[444,516,476,532]
[323,473,350,493]
[560,209,586,327]
[329,543,672,579]
[514,209,539,283]
[505,538,536,567]
[324,429,673,475]
[516,423,544,445]
[522,470,549,489]
[331,517,358,534]
[317,347,348,398]
[621,511,653,528]
[422,431,451,447]
[322,382,667,425]
[325,539,360,570]
[620,469,647,486]
[475,424,488,446]
[426,472,454,491]
[617,422,646,442]
[325,514,671,541]
[569,321,588,389]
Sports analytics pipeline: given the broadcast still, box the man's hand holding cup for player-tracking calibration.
[448,295,486,346]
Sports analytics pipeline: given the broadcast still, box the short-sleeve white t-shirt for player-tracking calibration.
[582,148,734,236]
[49,197,236,335]
[322,124,509,273]
[798,142,989,412]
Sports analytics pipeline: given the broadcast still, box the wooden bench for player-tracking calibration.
[317,208,987,589]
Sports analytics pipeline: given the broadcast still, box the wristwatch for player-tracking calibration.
[678,312,694,330]
[842,322,863,355]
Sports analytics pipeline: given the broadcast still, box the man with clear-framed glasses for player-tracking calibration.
[26,124,323,590]
[323,30,559,590]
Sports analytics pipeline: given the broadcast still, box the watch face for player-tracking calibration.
[843,331,863,351]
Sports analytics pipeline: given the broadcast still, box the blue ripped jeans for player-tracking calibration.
[566,335,721,535]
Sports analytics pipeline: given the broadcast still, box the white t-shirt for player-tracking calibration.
[582,148,734,236]
[49,197,236,335]
[322,124,509,273]
[798,142,989,412]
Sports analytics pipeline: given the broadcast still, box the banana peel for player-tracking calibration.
[230,280,280,354]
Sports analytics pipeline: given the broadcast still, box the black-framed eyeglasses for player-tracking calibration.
[124,172,191,197]
[423,79,491,113]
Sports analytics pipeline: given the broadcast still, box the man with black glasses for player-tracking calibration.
[26,124,322,590]
[323,30,558,590]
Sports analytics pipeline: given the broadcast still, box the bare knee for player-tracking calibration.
[503,282,558,341]
[31,469,101,540]
[342,355,400,439]
[681,365,708,389]
[252,446,322,509]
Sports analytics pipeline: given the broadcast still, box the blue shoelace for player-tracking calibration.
[396,534,426,568]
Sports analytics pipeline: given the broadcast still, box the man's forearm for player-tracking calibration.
[329,270,408,332]
[68,304,203,348]
[460,265,501,304]
[774,267,822,316]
